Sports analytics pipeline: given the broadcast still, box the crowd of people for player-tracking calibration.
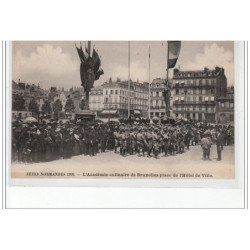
[11,118,234,163]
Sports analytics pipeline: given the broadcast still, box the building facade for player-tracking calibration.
[100,79,149,118]
[216,86,234,124]
[172,67,227,122]
[89,87,104,116]
[149,78,166,118]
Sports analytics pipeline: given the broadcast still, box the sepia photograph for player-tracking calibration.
[10,41,235,180]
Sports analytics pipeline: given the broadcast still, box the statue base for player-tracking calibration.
[73,110,96,123]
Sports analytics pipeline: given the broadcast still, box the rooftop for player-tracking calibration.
[173,67,225,79]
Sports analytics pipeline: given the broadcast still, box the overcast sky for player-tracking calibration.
[12,41,234,89]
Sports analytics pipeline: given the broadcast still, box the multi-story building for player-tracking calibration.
[149,78,166,118]
[100,78,149,118]
[89,86,104,116]
[172,67,227,122]
[216,86,234,124]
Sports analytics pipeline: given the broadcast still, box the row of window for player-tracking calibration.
[175,88,215,95]
[173,113,206,121]
[103,104,148,111]
[91,90,102,95]
[173,79,215,86]
[219,102,234,109]
[104,89,148,96]
[104,97,147,105]
[106,89,119,95]
[174,96,215,102]
[150,100,165,107]
[173,106,215,112]
[151,91,163,97]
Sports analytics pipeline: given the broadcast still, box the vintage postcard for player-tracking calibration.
[8,41,239,185]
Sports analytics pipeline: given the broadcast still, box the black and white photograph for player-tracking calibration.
[10,41,236,180]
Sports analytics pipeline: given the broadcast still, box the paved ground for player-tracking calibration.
[11,145,235,179]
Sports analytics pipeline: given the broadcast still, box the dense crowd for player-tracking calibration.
[11,118,234,163]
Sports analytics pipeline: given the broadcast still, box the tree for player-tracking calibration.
[41,100,51,115]
[28,98,39,117]
[12,94,25,111]
[65,97,75,113]
[53,99,63,118]
[79,98,86,110]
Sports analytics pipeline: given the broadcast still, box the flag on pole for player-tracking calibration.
[85,44,90,58]
[167,41,181,69]
[75,43,87,62]
[92,48,101,73]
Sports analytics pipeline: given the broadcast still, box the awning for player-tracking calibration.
[205,97,209,101]
[211,96,215,101]
[134,110,141,114]
[181,81,185,84]
[181,96,184,101]
[175,97,179,101]
[101,110,117,114]
[175,81,179,84]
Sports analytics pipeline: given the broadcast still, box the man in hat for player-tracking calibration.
[113,128,120,153]
[119,128,127,156]
[145,127,153,157]
[184,129,192,150]
[215,130,224,161]
[88,126,97,156]
[129,127,136,155]
[163,128,170,157]
[200,133,212,160]
[152,129,161,159]
[54,127,63,159]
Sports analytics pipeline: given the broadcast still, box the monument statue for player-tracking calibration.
[75,41,104,109]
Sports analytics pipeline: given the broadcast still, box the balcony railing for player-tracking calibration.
[150,106,166,110]
[173,101,215,105]
[173,110,215,113]
[173,84,215,88]
[217,107,234,112]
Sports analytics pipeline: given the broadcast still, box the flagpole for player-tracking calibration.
[166,41,170,116]
[128,41,130,118]
[148,45,151,119]
[88,41,91,57]
[166,42,169,86]
[85,40,91,110]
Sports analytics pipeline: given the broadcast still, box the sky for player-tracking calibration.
[12,41,234,89]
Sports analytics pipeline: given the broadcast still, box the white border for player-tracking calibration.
[5,41,246,208]
[8,41,244,189]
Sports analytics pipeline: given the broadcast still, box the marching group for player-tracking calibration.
[11,119,234,163]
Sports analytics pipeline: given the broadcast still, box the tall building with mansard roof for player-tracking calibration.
[216,86,234,124]
[172,67,227,122]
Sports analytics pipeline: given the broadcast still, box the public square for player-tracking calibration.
[11,145,235,179]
